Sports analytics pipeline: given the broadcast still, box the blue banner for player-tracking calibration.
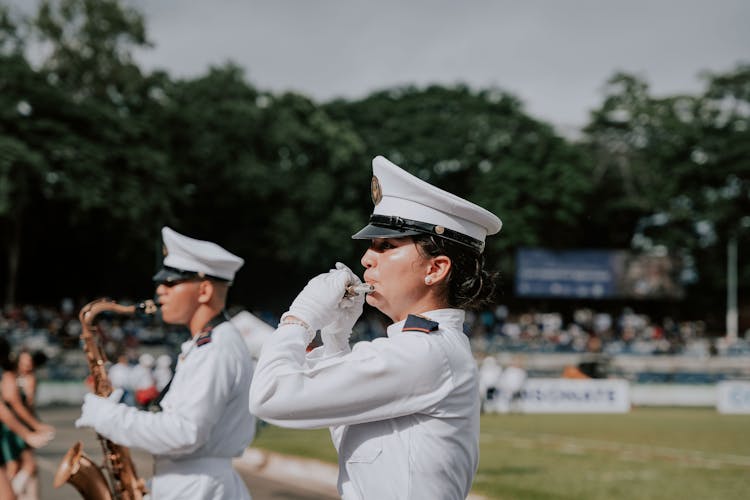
[515,248,621,298]
[515,248,684,299]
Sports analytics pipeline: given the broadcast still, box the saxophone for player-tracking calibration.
[54,298,158,500]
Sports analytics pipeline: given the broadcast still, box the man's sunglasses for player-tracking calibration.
[157,277,206,288]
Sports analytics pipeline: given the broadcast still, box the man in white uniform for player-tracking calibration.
[250,156,502,500]
[478,355,502,413]
[76,227,255,500]
[497,358,527,413]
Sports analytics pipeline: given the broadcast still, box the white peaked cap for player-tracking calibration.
[156,354,172,368]
[231,311,275,359]
[139,353,155,367]
[352,156,502,252]
[160,227,244,282]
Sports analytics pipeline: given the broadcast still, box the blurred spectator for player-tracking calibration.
[108,353,134,406]
[231,310,275,361]
[577,354,610,379]
[0,340,55,499]
[562,364,589,379]
[478,356,502,413]
[10,349,48,499]
[153,354,173,392]
[131,353,158,409]
[496,357,527,413]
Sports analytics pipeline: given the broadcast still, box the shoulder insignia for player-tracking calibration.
[196,332,213,347]
[402,314,439,334]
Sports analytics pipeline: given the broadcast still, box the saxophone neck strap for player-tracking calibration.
[195,310,230,347]
[198,310,230,335]
[149,379,172,413]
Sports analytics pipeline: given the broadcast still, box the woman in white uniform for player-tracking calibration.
[250,155,502,500]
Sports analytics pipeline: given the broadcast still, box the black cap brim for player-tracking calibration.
[152,267,193,283]
[351,224,422,240]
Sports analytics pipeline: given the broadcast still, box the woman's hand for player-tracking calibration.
[284,264,356,332]
[321,263,365,352]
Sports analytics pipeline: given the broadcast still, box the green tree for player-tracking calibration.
[583,67,750,321]
[684,65,750,300]
[325,85,593,277]
[0,5,57,305]
[160,67,366,306]
[0,0,176,305]
[35,0,149,100]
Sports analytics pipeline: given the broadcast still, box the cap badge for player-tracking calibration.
[434,225,445,235]
[371,176,382,205]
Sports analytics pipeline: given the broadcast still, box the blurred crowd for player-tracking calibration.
[108,352,173,410]
[465,306,750,357]
[1,301,749,384]
[0,300,177,381]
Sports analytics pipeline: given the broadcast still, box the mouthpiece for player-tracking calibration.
[344,283,374,298]
[137,299,159,315]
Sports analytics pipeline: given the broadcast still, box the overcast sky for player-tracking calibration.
[21,1,750,129]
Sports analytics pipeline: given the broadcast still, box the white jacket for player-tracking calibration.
[93,321,256,500]
[250,308,479,500]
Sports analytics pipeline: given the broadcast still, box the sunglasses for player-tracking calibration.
[157,277,205,288]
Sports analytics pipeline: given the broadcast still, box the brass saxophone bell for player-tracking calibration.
[54,441,113,500]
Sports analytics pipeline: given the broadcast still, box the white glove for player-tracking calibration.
[75,391,120,429]
[283,265,354,333]
[321,263,365,353]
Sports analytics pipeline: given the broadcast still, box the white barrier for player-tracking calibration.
[37,380,88,406]
[630,384,716,407]
[518,378,630,413]
[37,379,749,413]
[716,381,750,414]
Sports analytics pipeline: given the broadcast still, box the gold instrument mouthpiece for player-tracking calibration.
[137,299,159,315]
[344,283,374,298]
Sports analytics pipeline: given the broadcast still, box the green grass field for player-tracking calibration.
[253,407,750,500]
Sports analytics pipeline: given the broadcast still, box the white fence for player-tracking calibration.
[716,381,750,414]
[37,379,750,414]
[518,378,630,413]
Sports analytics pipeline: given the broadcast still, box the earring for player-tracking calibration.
[425,276,433,285]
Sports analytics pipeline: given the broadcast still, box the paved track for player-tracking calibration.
[32,406,337,500]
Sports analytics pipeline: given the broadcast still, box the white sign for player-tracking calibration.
[716,381,750,414]
[517,378,630,413]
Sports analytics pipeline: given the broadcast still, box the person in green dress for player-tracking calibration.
[0,340,53,499]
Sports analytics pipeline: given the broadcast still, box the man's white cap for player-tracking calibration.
[156,354,172,368]
[352,156,502,253]
[152,227,244,284]
[138,353,155,368]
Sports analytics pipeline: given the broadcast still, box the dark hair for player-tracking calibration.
[412,235,499,311]
[31,350,48,369]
